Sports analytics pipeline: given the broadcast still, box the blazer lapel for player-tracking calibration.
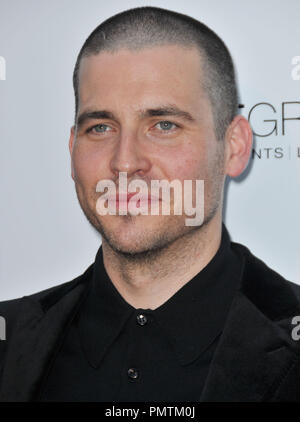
[0,274,90,402]
[200,248,300,402]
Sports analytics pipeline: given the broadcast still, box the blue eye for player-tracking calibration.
[86,123,112,134]
[156,121,177,131]
[91,124,110,133]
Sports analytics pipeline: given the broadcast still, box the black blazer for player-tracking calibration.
[1,241,300,402]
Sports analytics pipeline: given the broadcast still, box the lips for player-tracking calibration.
[108,192,160,203]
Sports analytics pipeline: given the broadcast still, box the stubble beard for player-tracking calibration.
[74,142,225,260]
[74,180,223,262]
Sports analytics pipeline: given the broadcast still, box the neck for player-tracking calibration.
[101,214,223,310]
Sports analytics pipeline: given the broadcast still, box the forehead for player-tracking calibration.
[77,45,208,113]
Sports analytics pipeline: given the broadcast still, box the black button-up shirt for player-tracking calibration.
[39,223,243,401]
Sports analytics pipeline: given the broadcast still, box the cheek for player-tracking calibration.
[72,142,106,185]
[161,145,208,182]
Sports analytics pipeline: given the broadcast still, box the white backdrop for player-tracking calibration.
[0,0,299,300]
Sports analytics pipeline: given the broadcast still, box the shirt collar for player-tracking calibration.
[77,223,244,368]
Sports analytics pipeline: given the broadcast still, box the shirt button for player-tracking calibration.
[136,314,147,326]
[127,368,139,380]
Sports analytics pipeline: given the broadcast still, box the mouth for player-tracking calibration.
[107,192,161,209]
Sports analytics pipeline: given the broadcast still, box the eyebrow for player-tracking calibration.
[76,105,196,129]
[140,106,195,122]
[76,110,115,128]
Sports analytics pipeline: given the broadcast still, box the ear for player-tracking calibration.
[224,115,253,178]
[69,125,76,181]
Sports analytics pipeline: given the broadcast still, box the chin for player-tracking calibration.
[102,230,162,256]
[99,219,174,257]
[88,207,194,256]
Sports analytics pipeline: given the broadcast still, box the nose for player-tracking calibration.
[110,129,152,179]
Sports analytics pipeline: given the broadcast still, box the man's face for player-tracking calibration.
[69,45,226,255]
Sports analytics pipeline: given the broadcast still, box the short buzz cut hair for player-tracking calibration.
[73,6,239,141]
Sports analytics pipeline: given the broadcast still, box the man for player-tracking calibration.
[0,6,300,402]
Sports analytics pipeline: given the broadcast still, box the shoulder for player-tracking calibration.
[230,239,300,316]
[0,261,94,307]
[285,280,300,303]
[230,238,298,288]
[0,263,93,315]
[0,263,94,362]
